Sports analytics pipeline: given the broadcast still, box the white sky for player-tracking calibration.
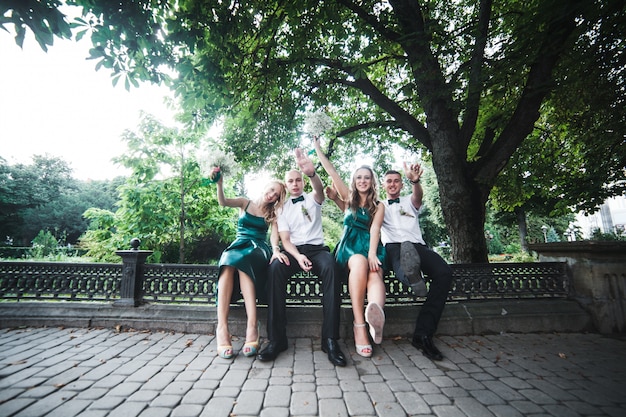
[0,30,177,180]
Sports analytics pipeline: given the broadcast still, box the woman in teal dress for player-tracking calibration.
[214,168,286,359]
[313,137,386,358]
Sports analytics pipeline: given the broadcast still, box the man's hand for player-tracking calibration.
[294,148,315,177]
[403,161,423,184]
[296,254,313,272]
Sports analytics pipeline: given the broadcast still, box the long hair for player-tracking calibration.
[260,180,286,224]
[348,166,380,222]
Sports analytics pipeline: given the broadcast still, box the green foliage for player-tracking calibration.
[80,114,236,263]
[18,177,124,246]
[321,203,345,251]
[0,0,71,50]
[30,230,59,258]
[80,207,125,262]
[591,228,626,241]
[0,155,74,245]
[3,0,623,263]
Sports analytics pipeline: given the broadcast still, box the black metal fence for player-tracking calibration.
[0,261,569,306]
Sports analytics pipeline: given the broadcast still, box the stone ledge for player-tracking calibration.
[0,298,593,338]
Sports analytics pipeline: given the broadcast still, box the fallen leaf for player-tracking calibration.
[558,352,567,359]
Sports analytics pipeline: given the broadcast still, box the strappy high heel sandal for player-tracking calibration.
[217,328,234,359]
[217,343,234,359]
[365,302,385,345]
[242,321,261,357]
[353,322,372,358]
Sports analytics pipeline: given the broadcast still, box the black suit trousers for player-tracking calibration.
[266,244,342,342]
[385,242,453,337]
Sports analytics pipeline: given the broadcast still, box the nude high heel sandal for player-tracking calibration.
[353,322,372,358]
[365,302,385,345]
[243,321,261,357]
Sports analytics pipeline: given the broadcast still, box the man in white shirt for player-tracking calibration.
[381,163,452,361]
[258,149,346,366]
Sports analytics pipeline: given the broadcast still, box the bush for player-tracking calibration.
[30,230,59,258]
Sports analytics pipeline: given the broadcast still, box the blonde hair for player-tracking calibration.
[348,166,380,222]
[260,180,286,224]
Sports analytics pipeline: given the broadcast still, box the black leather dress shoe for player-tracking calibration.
[321,338,347,367]
[257,340,288,362]
[411,335,443,361]
[400,242,428,297]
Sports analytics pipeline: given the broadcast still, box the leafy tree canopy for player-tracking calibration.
[0,155,74,244]
[81,114,237,263]
[3,0,624,262]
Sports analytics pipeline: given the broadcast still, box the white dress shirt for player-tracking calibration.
[277,192,324,246]
[381,195,426,245]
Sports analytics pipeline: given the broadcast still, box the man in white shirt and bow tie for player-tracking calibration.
[381,162,453,361]
[258,149,346,367]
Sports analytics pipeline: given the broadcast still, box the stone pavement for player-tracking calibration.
[0,327,624,417]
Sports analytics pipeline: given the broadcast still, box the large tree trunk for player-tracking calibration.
[431,137,489,263]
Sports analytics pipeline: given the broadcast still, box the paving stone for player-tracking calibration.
[0,329,624,417]
[394,391,431,415]
[259,407,289,417]
[364,381,396,404]
[232,390,264,415]
[290,391,318,416]
[374,400,409,417]
[138,406,175,417]
[171,404,204,417]
[13,390,77,417]
[110,401,149,417]
[344,391,376,416]
[181,388,213,404]
[0,398,37,417]
[455,396,497,417]
[199,396,235,417]
[264,385,291,407]
[319,398,349,417]
[107,381,143,397]
[45,399,92,417]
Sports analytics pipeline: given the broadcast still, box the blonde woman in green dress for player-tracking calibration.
[214,167,287,359]
[313,138,386,358]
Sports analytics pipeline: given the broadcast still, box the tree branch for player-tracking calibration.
[460,0,493,149]
[306,57,432,149]
[474,1,583,185]
[335,0,402,42]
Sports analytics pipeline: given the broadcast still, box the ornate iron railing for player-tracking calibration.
[0,262,122,301]
[143,264,219,304]
[0,261,569,305]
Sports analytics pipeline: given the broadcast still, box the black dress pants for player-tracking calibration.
[266,244,342,342]
[385,242,453,337]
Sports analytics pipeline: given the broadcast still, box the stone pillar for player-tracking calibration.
[529,241,626,333]
[114,238,153,307]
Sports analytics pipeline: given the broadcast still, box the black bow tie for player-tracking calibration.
[292,195,305,204]
[388,198,400,205]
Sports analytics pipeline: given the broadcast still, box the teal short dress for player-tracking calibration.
[218,205,271,303]
[334,207,385,270]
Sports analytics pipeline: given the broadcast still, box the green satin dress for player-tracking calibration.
[218,208,270,302]
[334,207,385,269]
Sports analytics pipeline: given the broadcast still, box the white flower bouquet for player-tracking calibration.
[303,110,333,138]
[198,148,240,183]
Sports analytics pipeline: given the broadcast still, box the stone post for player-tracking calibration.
[529,241,626,333]
[114,238,153,307]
